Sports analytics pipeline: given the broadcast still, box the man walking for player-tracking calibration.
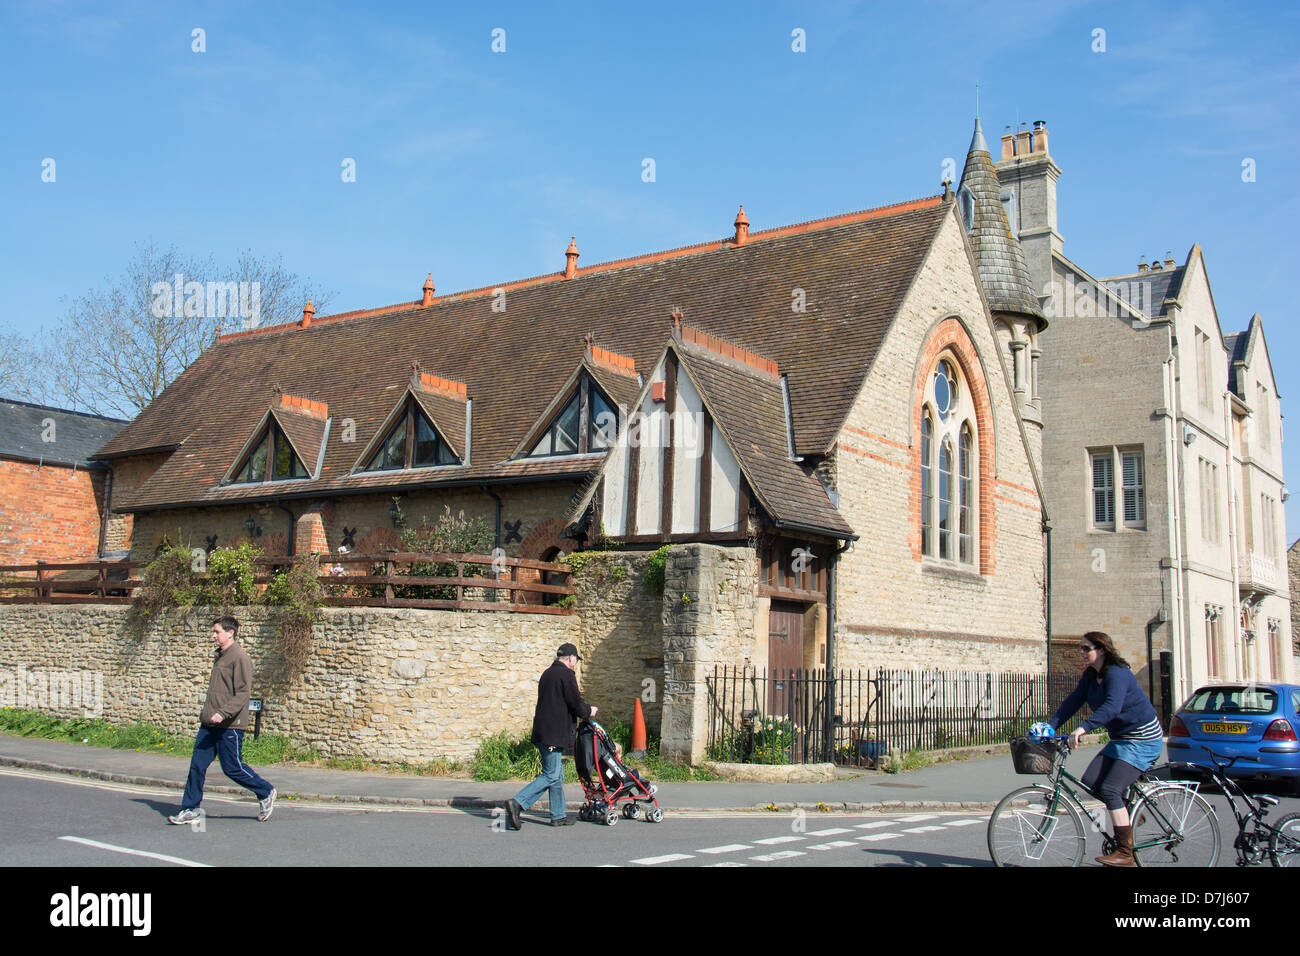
[504,643,595,829]
[168,617,277,825]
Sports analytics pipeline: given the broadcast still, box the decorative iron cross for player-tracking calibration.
[204,534,218,553]
[341,526,357,549]
[503,519,524,544]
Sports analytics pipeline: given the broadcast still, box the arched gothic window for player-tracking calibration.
[921,356,977,566]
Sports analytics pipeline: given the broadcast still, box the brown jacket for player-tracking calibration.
[199,641,253,730]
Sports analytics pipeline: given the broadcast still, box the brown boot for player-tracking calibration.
[1097,825,1135,867]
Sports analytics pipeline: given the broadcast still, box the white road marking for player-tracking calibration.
[753,835,805,845]
[854,820,896,829]
[58,836,212,868]
[857,832,903,842]
[706,862,747,867]
[902,826,946,834]
[895,814,938,822]
[697,844,751,854]
[808,841,857,850]
[944,818,986,827]
[807,827,854,836]
[750,850,805,862]
[630,853,694,865]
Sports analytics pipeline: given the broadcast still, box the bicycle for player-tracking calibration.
[1168,747,1300,867]
[988,735,1221,867]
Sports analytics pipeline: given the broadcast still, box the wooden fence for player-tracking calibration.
[0,552,574,615]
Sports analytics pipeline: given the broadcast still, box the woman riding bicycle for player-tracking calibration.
[1048,631,1164,867]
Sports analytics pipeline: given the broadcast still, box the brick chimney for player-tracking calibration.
[422,273,435,306]
[1138,258,1149,274]
[1031,121,1049,155]
[734,205,750,245]
[1164,253,1176,269]
[565,237,580,279]
[1001,132,1016,161]
[301,300,314,327]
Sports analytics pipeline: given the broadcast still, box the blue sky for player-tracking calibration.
[2,0,1298,538]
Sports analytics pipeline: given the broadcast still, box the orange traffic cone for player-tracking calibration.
[631,698,648,755]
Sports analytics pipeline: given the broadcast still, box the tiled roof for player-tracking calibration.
[1096,266,1185,320]
[674,339,854,538]
[958,119,1045,324]
[0,399,127,468]
[95,197,950,514]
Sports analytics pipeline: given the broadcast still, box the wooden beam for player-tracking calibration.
[626,421,641,537]
[660,355,677,536]
[699,410,712,533]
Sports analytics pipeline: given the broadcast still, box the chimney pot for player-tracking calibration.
[1164,252,1176,269]
[422,273,435,306]
[1137,260,1149,274]
[1031,121,1048,154]
[1000,133,1016,161]
[1016,129,1032,156]
[301,300,315,327]
[564,237,580,279]
[734,205,750,245]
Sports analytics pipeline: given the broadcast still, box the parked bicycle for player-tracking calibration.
[988,734,1221,867]
[1168,747,1300,868]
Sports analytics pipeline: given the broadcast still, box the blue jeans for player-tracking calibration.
[512,747,566,821]
[180,725,274,810]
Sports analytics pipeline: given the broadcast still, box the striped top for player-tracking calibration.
[1050,666,1161,740]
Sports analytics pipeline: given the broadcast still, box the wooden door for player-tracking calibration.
[768,601,806,716]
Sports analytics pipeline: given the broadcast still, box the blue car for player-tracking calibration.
[1167,683,1300,795]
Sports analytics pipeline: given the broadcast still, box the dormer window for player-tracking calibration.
[526,375,618,458]
[364,398,459,471]
[958,186,975,232]
[232,423,309,483]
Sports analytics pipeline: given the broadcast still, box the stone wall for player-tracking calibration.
[569,550,665,731]
[0,604,576,763]
[659,543,761,762]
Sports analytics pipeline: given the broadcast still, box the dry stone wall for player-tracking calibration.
[0,604,576,763]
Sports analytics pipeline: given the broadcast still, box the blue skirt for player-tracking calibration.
[1102,735,1163,771]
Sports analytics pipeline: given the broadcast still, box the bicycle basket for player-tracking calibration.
[1009,736,1056,775]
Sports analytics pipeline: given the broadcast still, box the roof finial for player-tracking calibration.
[582,330,594,356]
[565,237,580,279]
[733,205,750,245]
[670,307,683,338]
[422,273,435,306]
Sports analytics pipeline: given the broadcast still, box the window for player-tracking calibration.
[232,422,308,483]
[1257,384,1270,450]
[1259,494,1278,557]
[364,398,459,472]
[958,186,975,232]
[1205,604,1224,677]
[920,355,976,566]
[1091,453,1114,527]
[1121,451,1144,526]
[526,375,618,458]
[1267,620,1282,680]
[1195,330,1213,409]
[921,410,933,555]
[1199,458,1220,544]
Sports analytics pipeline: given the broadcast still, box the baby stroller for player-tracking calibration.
[575,718,664,825]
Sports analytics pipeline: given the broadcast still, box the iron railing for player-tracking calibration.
[705,665,1085,766]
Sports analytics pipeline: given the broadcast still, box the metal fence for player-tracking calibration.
[704,665,1084,766]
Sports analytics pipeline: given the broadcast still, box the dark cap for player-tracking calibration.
[556,643,582,660]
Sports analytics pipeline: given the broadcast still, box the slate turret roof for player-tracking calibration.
[958,119,1046,326]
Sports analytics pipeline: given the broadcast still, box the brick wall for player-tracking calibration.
[831,209,1047,673]
[0,460,108,564]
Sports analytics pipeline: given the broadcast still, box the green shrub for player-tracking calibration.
[196,542,263,609]
[643,545,669,594]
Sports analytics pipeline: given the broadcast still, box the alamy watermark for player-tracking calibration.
[151,274,262,328]
[1041,275,1155,326]
[1,665,104,717]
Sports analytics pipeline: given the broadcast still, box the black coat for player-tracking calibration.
[530,660,592,753]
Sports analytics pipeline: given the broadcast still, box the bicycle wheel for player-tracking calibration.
[1268,812,1300,867]
[988,785,1086,867]
[1131,785,1220,867]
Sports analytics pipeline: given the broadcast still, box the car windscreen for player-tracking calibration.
[1182,687,1277,715]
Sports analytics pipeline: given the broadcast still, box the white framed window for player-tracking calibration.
[1121,450,1145,526]
[1090,452,1114,528]
[1196,330,1214,410]
[1205,604,1224,677]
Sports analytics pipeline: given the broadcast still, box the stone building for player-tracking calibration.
[0,399,127,565]
[982,119,1293,712]
[91,192,1048,733]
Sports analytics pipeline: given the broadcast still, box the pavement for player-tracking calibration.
[0,732,1091,812]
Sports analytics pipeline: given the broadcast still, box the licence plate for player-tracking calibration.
[1202,722,1248,734]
